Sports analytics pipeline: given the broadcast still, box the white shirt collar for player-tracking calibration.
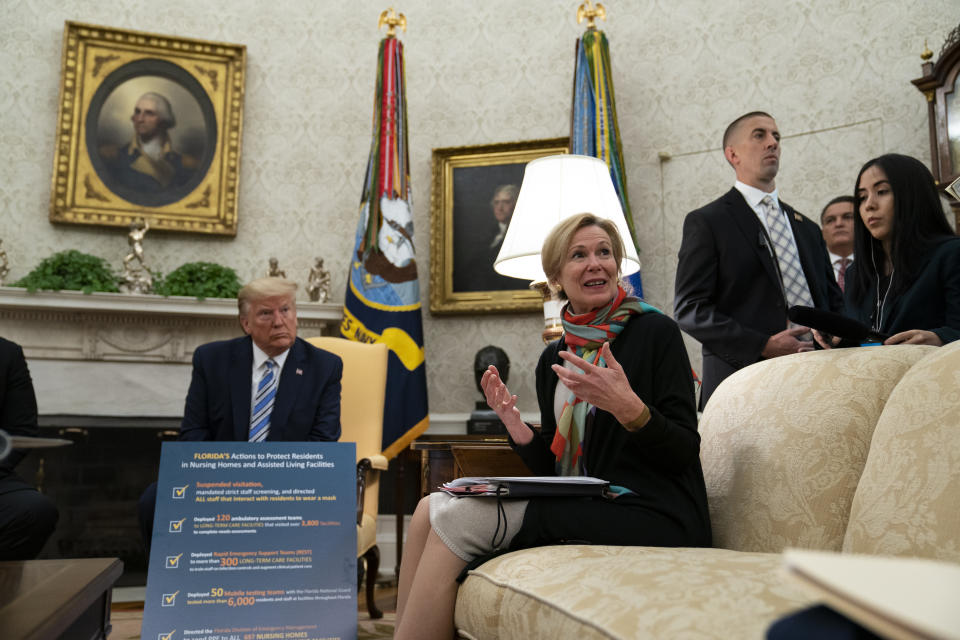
[139,136,165,161]
[251,340,290,374]
[827,250,854,265]
[734,180,780,210]
[490,221,509,249]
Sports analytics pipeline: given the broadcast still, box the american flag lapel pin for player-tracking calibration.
[296,368,303,375]
[794,213,802,222]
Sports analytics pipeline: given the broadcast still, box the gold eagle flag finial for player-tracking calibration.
[378,8,407,38]
[920,39,933,61]
[576,1,606,30]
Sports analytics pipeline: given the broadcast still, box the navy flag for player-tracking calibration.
[570,20,643,298]
[342,22,428,459]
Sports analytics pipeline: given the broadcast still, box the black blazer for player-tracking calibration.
[845,236,960,345]
[180,336,342,442]
[0,337,39,475]
[674,188,843,407]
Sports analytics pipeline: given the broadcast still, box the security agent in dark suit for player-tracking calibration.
[0,337,58,560]
[674,112,843,409]
[138,277,342,546]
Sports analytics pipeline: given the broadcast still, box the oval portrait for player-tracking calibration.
[86,58,216,207]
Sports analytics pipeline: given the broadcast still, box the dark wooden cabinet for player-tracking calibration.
[912,23,960,225]
[410,434,531,497]
[0,558,122,639]
[390,435,531,574]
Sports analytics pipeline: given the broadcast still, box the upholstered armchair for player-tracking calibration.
[306,337,389,619]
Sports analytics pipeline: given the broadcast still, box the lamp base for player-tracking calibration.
[532,281,563,344]
[542,323,563,344]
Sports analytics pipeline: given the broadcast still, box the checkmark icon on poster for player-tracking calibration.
[162,591,179,607]
[166,553,183,568]
[169,518,185,533]
[172,485,188,499]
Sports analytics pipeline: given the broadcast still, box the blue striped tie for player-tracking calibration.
[249,359,277,442]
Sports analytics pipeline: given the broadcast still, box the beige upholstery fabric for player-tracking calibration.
[700,346,935,553]
[455,545,816,640]
[306,337,388,618]
[306,337,389,556]
[358,512,377,554]
[843,341,960,561]
[453,343,960,639]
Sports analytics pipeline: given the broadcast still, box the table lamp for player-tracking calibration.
[493,154,641,342]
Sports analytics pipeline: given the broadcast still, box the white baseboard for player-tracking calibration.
[374,513,411,574]
[425,411,540,435]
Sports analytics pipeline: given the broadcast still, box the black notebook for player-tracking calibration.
[441,476,609,498]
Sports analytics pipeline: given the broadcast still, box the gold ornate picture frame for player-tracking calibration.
[429,138,569,315]
[49,22,246,235]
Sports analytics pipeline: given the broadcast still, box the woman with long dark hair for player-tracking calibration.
[829,153,959,345]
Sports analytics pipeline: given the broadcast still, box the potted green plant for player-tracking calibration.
[13,250,120,294]
[154,262,241,300]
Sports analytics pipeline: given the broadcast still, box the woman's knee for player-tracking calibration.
[414,495,431,516]
[411,495,432,527]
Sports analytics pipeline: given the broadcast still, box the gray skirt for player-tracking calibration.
[429,491,529,562]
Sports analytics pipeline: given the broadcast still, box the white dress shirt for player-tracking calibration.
[734,182,794,238]
[489,221,508,249]
[827,251,854,283]
[734,181,807,264]
[250,342,290,418]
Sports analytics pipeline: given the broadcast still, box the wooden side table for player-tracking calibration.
[410,434,531,497]
[0,557,123,640]
[392,435,531,574]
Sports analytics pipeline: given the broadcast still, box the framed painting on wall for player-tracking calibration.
[49,22,246,235]
[429,137,569,314]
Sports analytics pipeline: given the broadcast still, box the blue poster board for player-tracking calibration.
[142,442,357,640]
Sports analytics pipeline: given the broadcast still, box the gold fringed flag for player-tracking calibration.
[342,13,428,459]
[570,9,643,297]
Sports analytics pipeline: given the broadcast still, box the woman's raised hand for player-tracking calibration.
[480,365,532,444]
[551,342,647,426]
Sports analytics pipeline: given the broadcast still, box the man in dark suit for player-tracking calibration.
[138,277,342,545]
[674,112,843,409]
[820,196,856,292]
[0,337,59,560]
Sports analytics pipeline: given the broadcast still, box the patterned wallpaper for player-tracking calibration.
[0,0,954,420]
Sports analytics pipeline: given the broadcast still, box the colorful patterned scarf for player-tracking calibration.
[551,286,659,475]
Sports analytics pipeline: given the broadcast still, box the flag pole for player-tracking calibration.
[571,1,643,297]
[343,8,429,460]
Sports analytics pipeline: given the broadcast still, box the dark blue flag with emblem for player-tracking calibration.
[342,13,428,459]
[570,6,643,297]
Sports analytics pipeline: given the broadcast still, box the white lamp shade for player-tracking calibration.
[493,154,641,282]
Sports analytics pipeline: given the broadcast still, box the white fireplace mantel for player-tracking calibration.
[0,286,342,418]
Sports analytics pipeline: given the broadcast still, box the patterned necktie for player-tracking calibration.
[760,196,814,311]
[249,359,278,442]
[837,257,849,292]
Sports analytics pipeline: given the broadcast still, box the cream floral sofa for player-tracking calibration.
[454,341,960,639]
